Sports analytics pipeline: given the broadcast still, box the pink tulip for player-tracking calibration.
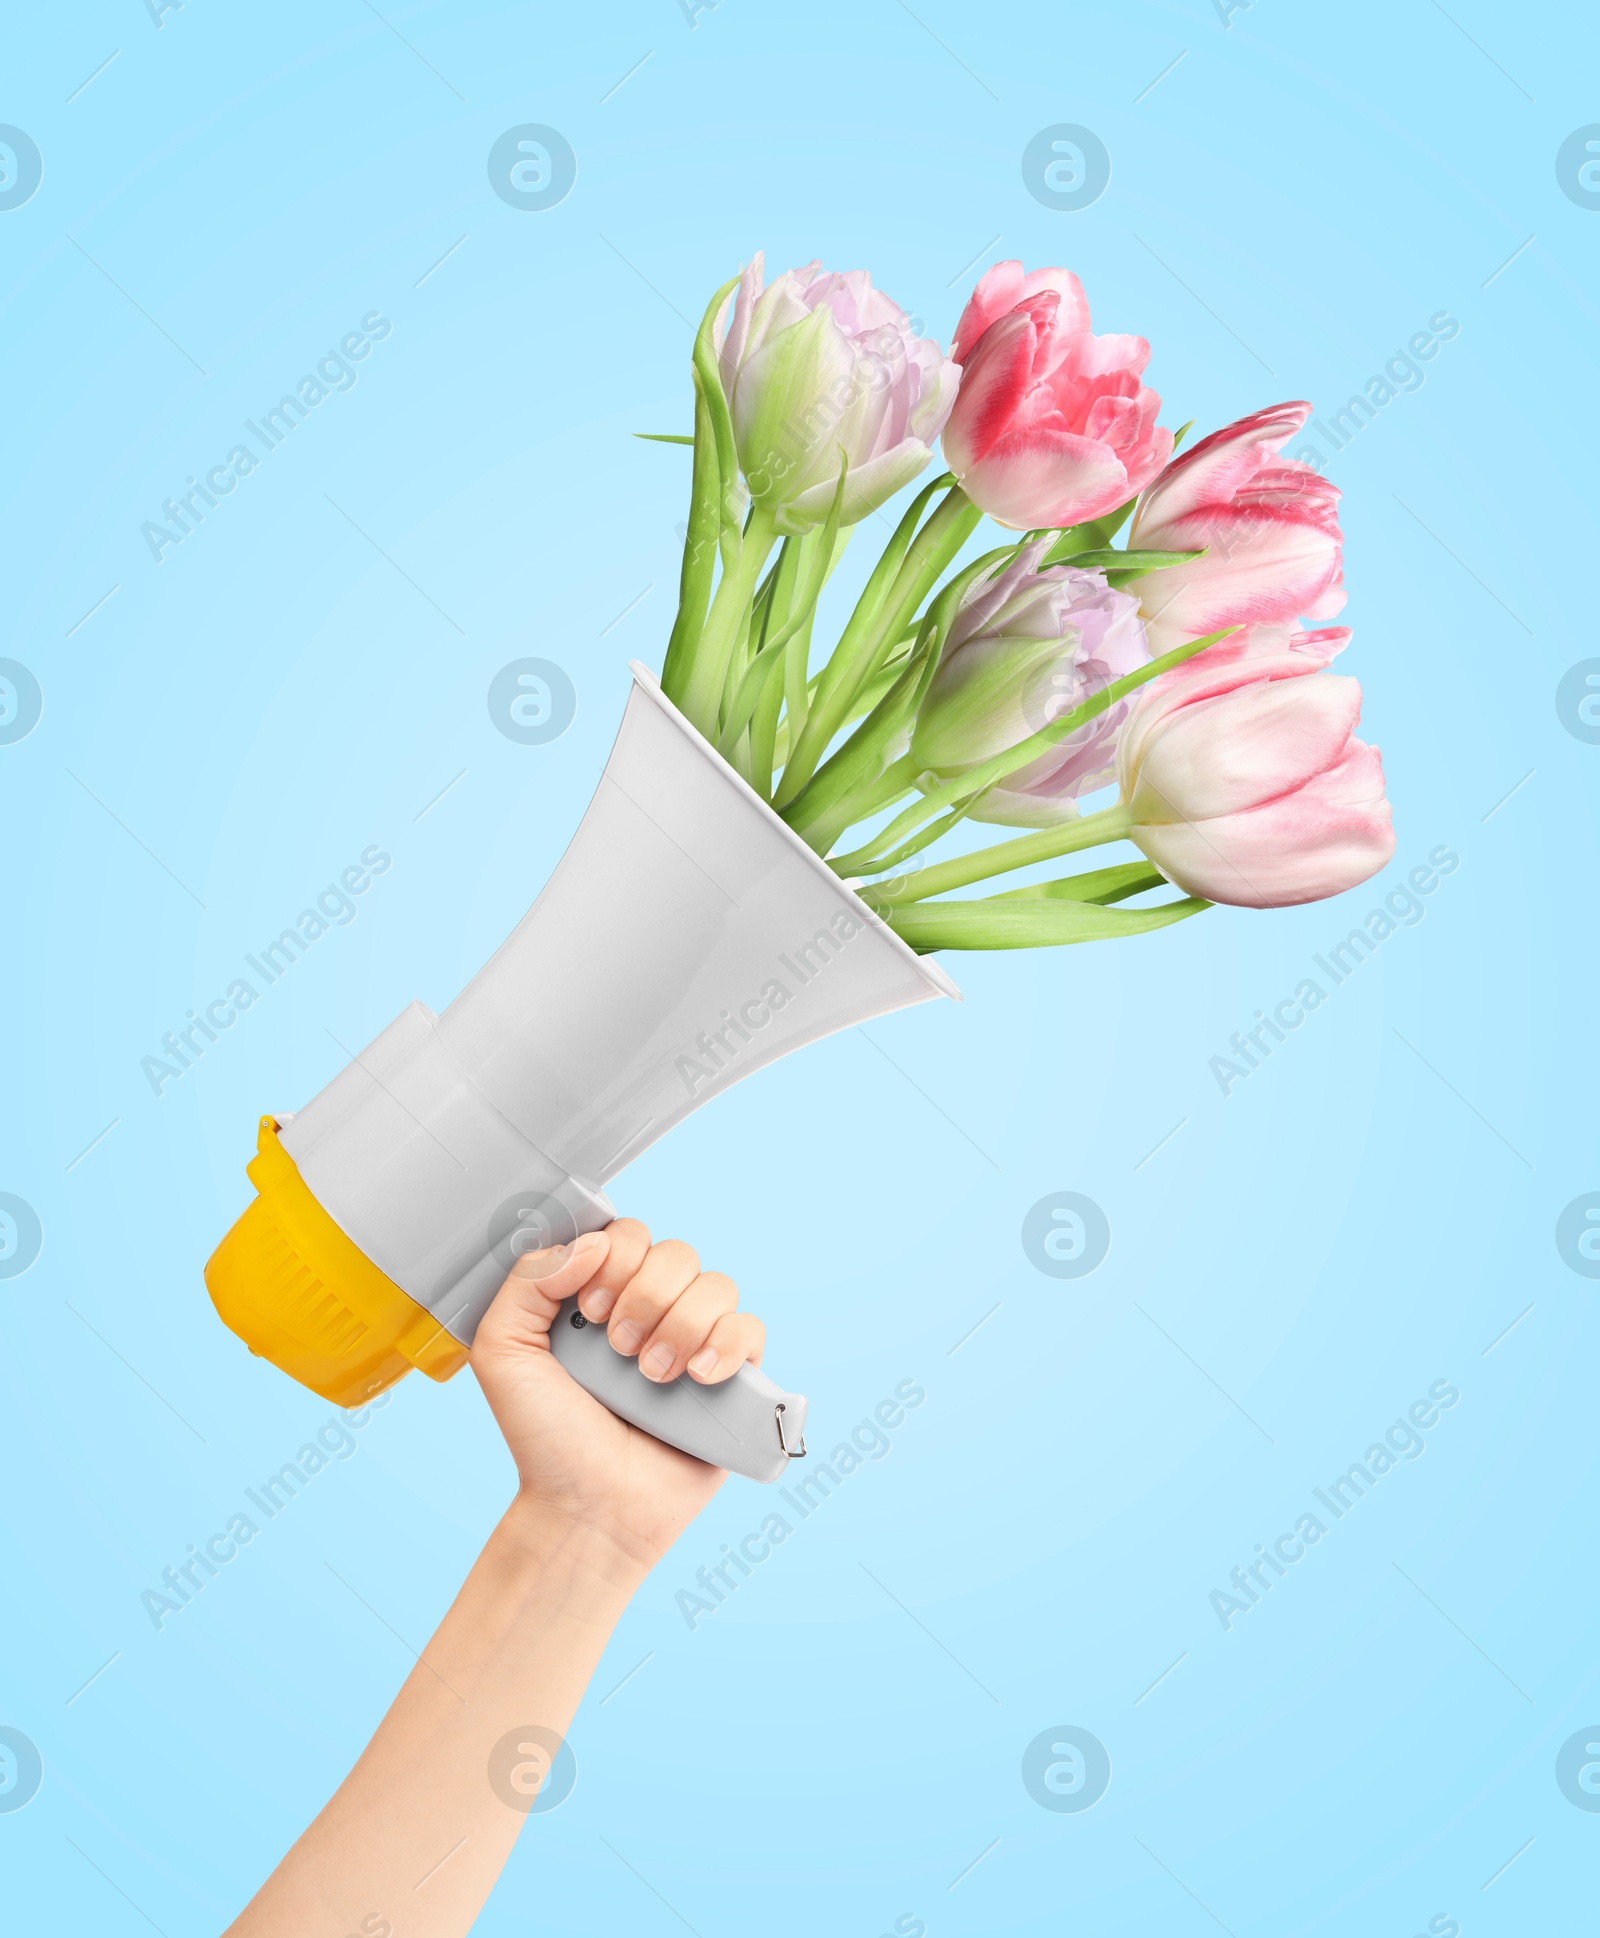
[1117,625,1394,908]
[941,262,1173,531]
[1128,402,1345,656]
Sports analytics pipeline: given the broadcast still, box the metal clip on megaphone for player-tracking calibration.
[205,664,960,1482]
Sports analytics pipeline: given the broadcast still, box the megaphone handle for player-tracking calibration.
[547,1297,807,1485]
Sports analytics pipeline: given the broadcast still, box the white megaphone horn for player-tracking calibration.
[206,663,960,1481]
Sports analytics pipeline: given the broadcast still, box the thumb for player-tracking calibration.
[477,1230,612,1350]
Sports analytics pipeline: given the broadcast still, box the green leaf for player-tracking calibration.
[991,861,1166,905]
[659,367,724,708]
[1044,495,1139,563]
[690,275,744,555]
[1050,547,1204,573]
[887,894,1210,952]
[834,790,988,878]
[635,433,695,444]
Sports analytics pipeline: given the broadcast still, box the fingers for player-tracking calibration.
[576,1218,653,1324]
[628,1270,737,1382]
[605,1239,701,1361]
[531,1223,763,1386]
[605,1242,767,1384]
[683,1309,765,1384]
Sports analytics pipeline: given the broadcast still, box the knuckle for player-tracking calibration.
[614,1280,672,1326]
[651,1237,700,1276]
[597,1224,651,1283]
[649,1296,708,1347]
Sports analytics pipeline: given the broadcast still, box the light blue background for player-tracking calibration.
[2,1,1596,1932]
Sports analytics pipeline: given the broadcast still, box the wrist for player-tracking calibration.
[496,1494,657,1597]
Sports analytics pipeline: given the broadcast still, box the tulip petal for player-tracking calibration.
[965,785,1090,827]
[940,307,1044,466]
[1116,627,1351,797]
[1133,509,1346,653]
[1127,673,1364,824]
[955,426,1131,530]
[1131,401,1313,537]
[1127,402,1343,650]
[1044,330,1153,384]
[1133,740,1394,907]
[952,260,1091,362]
[776,437,935,533]
[716,252,765,400]
[733,303,854,498]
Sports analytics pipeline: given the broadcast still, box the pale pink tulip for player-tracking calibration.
[716,253,960,533]
[941,263,1172,531]
[1117,626,1394,908]
[1129,402,1345,655]
[910,541,1151,825]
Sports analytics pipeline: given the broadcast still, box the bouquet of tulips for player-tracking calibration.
[201,256,1399,1472]
[647,256,1394,949]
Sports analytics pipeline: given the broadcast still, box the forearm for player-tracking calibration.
[226,1499,648,1938]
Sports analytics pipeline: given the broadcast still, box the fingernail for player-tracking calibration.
[642,1342,675,1380]
[611,1319,643,1355]
[688,1347,718,1379]
[579,1287,616,1322]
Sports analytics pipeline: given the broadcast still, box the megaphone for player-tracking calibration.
[205,663,960,1481]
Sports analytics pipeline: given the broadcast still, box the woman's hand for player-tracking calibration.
[229,1217,761,1938]
[470,1220,766,1572]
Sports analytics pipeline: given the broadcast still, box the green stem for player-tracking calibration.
[743,537,803,789]
[821,753,920,844]
[677,505,779,740]
[718,454,850,758]
[859,805,1137,905]
[781,545,1020,852]
[719,536,799,759]
[749,632,786,794]
[772,475,946,747]
[774,484,978,809]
